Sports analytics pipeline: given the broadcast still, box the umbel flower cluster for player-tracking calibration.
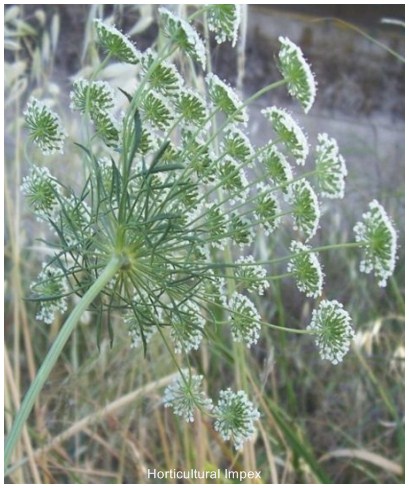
[21,5,397,450]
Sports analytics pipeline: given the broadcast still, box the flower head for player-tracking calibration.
[214,389,260,450]
[222,128,254,163]
[262,107,308,165]
[206,73,248,124]
[228,292,261,347]
[124,305,160,349]
[57,195,92,246]
[183,132,216,183]
[307,300,355,364]
[92,109,121,147]
[24,98,66,155]
[255,183,281,235]
[288,179,320,241]
[94,19,140,64]
[353,200,398,287]
[277,36,316,113]
[164,371,213,422]
[159,8,206,68]
[288,241,324,298]
[229,212,255,248]
[140,90,174,131]
[142,49,184,97]
[260,143,293,195]
[70,79,115,115]
[198,202,228,249]
[169,302,205,354]
[31,265,68,324]
[218,155,249,204]
[315,133,347,199]
[21,166,61,219]
[206,4,241,46]
[234,256,269,295]
[175,88,209,129]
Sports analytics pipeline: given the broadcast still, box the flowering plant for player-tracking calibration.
[6,5,398,466]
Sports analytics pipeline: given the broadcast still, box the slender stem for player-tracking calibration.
[4,255,123,468]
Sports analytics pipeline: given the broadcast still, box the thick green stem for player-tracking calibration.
[5,255,123,468]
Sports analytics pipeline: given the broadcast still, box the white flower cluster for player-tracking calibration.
[206,4,241,46]
[164,371,213,422]
[214,389,260,450]
[222,127,254,163]
[31,265,68,324]
[124,307,159,349]
[158,7,206,68]
[169,302,206,354]
[24,98,66,155]
[288,179,320,241]
[70,79,115,114]
[353,200,398,287]
[288,241,324,298]
[262,107,309,165]
[228,292,261,347]
[94,19,141,64]
[142,48,184,97]
[315,133,347,199]
[307,300,355,364]
[234,255,270,295]
[277,36,317,114]
[206,73,248,124]
[260,143,293,194]
[21,166,61,220]
[217,155,249,204]
[254,182,282,235]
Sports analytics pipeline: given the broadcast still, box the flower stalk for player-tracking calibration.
[5,255,123,467]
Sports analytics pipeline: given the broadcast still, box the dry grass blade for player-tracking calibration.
[320,449,403,476]
[5,349,42,483]
[7,373,178,474]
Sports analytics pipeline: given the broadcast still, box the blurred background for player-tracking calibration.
[4,4,404,484]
